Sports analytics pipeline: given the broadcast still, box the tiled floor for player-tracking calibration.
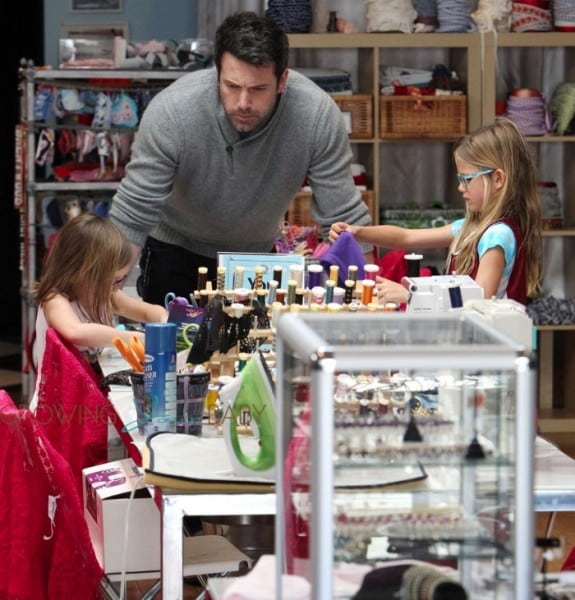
[1,339,575,597]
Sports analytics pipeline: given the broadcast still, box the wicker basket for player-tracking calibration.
[379,95,467,139]
[332,94,373,139]
[287,190,376,226]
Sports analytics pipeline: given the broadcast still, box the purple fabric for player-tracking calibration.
[320,231,366,286]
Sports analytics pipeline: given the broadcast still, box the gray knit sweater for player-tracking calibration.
[109,68,372,258]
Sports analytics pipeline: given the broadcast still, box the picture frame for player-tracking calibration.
[71,0,123,12]
[217,252,306,291]
[60,22,129,39]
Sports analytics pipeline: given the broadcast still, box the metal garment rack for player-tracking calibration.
[17,63,186,400]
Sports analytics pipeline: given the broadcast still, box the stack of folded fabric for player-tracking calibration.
[510,0,553,31]
[292,67,353,95]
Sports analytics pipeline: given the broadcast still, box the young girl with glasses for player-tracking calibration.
[30,212,167,411]
[329,117,542,306]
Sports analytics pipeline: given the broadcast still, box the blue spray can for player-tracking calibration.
[144,322,177,433]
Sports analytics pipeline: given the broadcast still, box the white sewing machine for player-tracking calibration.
[402,274,534,352]
[402,274,484,312]
[464,297,534,353]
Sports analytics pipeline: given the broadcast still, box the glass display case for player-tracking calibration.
[274,311,535,600]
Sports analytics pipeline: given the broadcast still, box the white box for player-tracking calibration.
[83,458,160,574]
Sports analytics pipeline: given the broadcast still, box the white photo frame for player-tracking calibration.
[71,0,123,11]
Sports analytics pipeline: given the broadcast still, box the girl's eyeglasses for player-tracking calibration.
[456,168,494,189]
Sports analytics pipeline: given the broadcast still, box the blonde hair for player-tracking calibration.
[34,213,132,324]
[448,117,542,298]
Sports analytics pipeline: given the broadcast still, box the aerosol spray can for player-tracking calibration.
[145,322,177,433]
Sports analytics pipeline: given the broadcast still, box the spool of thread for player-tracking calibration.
[273,265,283,287]
[448,285,463,309]
[344,279,355,304]
[287,279,297,305]
[216,266,226,291]
[256,288,267,306]
[276,288,287,305]
[329,265,340,284]
[237,352,249,372]
[197,266,208,291]
[361,279,375,305]
[307,263,324,289]
[233,266,245,289]
[253,266,265,290]
[333,286,345,304]
[268,279,278,304]
[198,289,209,308]
[289,264,304,288]
[405,253,423,278]
[270,301,284,328]
[310,286,326,304]
[295,288,305,305]
[325,280,335,303]
[348,265,359,283]
[233,287,251,305]
[364,264,379,281]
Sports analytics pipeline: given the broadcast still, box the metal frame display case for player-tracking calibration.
[275,311,535,600]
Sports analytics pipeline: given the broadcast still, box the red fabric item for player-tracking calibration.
[447,218,527,304]
[35,328,111,495]
[377,249,432,282]
[562,545,575,571]
[0,390,103,599]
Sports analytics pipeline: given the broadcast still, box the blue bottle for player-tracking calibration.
[144,322,177,433]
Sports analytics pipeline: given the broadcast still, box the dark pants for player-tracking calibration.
[137,237,218,306]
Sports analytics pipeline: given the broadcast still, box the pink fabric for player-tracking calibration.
[0,390,103,598]
[35,328,111,495]
[284,410,312,572]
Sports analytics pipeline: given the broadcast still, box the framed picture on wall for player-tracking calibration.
[71,0,123,12]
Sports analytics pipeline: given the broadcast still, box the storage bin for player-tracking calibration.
[332,94,373,139]
[379,94,467,139]
[286,189,376,226]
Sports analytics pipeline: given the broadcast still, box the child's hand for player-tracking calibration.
[375,276,409,305]
[329,222,357,242]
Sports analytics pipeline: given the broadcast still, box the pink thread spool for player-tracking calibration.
[364,263,379,281]
[311,286,326,304]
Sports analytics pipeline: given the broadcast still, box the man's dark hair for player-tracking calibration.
[215,11,289,80]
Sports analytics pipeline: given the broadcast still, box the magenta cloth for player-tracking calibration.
[0,390,103,598]
[320,231,366,286]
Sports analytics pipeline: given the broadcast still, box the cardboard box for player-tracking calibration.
[83,458,160,574]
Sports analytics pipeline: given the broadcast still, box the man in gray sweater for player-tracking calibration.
[109,11,372,305]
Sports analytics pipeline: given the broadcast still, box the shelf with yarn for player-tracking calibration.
[487,32,575,434]
[287,31,575,434]
[288,32,484,222]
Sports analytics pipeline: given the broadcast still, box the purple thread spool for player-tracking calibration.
[307,263,323,289]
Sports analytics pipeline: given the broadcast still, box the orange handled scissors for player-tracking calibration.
[113,336,145,372]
